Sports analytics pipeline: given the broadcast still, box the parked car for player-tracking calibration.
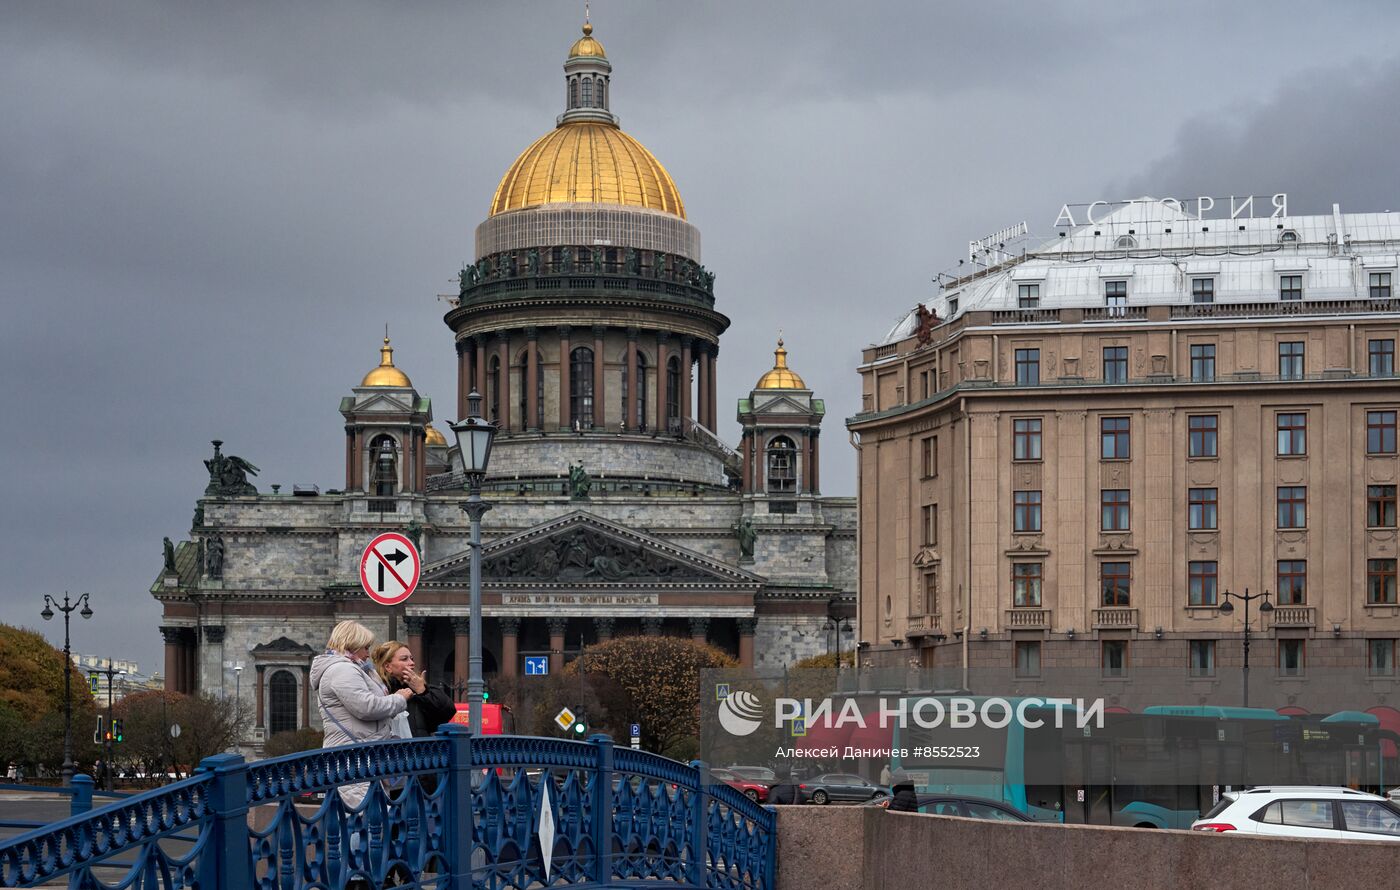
[1191,786,1400,840]
[726,766,777,784]
[863,794,1033,821]
[798,773,882,805]
[708,767,769,803]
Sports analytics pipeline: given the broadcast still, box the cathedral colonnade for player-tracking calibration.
[454,323,720,434]
[405,613,755,686]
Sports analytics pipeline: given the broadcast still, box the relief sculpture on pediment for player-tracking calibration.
[484,528,707,582]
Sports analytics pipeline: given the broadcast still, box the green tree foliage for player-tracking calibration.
[563,637,738,757]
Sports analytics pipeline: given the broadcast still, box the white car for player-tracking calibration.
[1192,786,1400,841]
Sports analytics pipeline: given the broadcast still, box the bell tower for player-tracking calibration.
[339,335,433,497]
[737,338,824,505]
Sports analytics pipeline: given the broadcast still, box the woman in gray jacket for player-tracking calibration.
[310,620,414,807]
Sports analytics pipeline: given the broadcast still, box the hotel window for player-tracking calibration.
[1369,640,1397,677]
[1278,639,1305,677]
[1368,485,1397,528]
[1368,559,1398,605]
[1188,414,1219,457]
[1103,346,1128,383]
[1370,339,1395,377]
[1276,412,1307,455]
[1012,562,1042,607]
[1013,490,1042,532]
[921,435,938,478]
[1104,280,1128,317]
[1102,640,1129,678]
[1188,488,1218,530]
[1190,344,1216,382]
[1013,418,1042,461]
[1278,341,1305,380]
[1100,561,1131,607]
[1371,272,1394,300]
[1013,417,1047,458]
[1367,410,1398,454]
[1101,416,1130,460]
[1191,278,1215,303]
[1101,489,1130,531]
[922,570,939,615]
[1189,640,1216,677]
[922,505,938,546]
[1018,283,1040,308]
[1015,641,1042,678]
[1014,348,1040,385]
[1279,274,1303,301]
[1277,560,1307,605]
[1188,560,1218,606]
[1276,486,1307,529]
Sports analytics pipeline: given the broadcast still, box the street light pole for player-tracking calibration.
[1218,587,1274,709]
[42,592,92,786]
[90,661,123,791]
[451,390,498,737]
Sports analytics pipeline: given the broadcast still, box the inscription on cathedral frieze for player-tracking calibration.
[500,593,660,606]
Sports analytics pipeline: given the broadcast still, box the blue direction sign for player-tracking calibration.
[525,656,549,676]
[630,723,641,738]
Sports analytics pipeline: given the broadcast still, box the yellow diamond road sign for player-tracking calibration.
[554,707,577,732]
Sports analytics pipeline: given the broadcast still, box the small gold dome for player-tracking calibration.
[569,22,606,59]
[361,336,413,388]
[489,121,685,218]
[755,338,807,390]
[424,425,447,446]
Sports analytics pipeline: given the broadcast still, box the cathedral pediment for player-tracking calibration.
[347,390,418,414]
[751,394,812,414]
[422,511,763,588]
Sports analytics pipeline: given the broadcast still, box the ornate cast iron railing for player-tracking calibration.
[0,726,776,890]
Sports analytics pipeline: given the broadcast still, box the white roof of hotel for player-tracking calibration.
[883,200,1400,344]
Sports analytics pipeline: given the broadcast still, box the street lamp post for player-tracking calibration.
[823,612,852,690]
[41,592,92,786]
[1217,587,1274,709]
[450,390,498,737]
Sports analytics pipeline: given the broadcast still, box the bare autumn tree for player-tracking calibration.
[564,637,738,757]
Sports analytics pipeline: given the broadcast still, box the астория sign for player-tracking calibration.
[1053,193,1288,227]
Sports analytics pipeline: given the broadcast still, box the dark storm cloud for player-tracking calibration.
[3,1,1399,670]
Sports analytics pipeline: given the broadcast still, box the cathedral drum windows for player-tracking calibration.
[570,346,595,429]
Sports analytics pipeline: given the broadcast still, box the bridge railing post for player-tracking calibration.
[438,723,474,890]
[69,774,93,818]
[589,734,614,884]
[194,753,251,890]
[688,759,709,886]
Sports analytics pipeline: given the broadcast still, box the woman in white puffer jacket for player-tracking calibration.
[310,620,414,807]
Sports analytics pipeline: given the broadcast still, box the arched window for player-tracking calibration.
[571,346,595,429]
[517,350,543,430]
[665,356,681,432]
[1115,235,1138,249]
[369,434,398,498]
[620,350,650,431]
[268,669,298,735]
[487,355,501,424]
[569,78,579,108]
[596,79,606,108]
[1280,230,1299,243]
[581,77,592,107]
[767,435,797,494]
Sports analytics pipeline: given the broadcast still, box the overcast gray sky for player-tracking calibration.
[3,1,1399,671]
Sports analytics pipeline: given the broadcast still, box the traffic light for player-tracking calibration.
[89,673,99,695]
[572,713,587,736]
[94,716,105,745]
[113,719,124,743]
[482,683,491,702]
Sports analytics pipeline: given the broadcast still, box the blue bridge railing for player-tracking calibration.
[0,725,776,890]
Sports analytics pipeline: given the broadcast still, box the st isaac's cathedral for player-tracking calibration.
[151,22,856,750]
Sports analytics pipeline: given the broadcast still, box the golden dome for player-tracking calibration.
[489,121,686,218]
[569,22,606,59]
[361,336,413,388]
[755,338,807,390]
[424,425,447,446]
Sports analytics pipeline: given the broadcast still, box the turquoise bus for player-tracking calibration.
[890,701,1390,829]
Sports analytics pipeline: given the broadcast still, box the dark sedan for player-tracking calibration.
[865,794,1033,821]
[798,773,883,805]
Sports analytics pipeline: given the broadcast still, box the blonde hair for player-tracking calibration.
[371,640,409,687]
[326,620,376,655]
